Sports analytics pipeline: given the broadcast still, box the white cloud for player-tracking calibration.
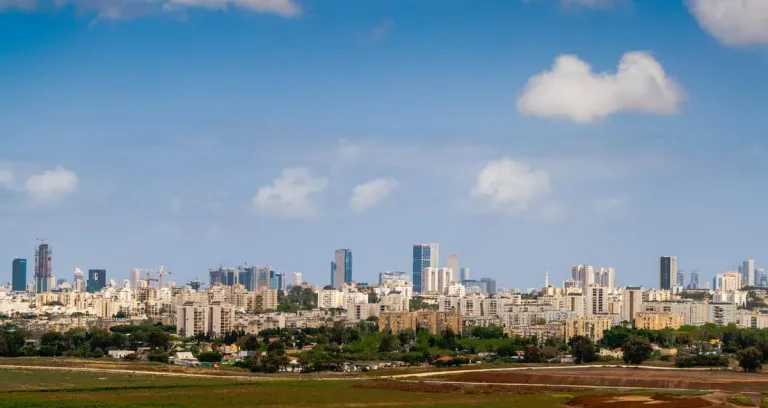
[163,0,300,16]
[593,194,630,215]
[517,52,684,123]
[471,158,552,214]
[0,0,36,11]
[25,166,79,202]
[561,0,618,7]
[0,169,14,188]
[252,167,328,218]
[524,0,623,9]
[350,178,399,214]
[368,18,393,41]
[687,0,768,46]
[0,0,300,19]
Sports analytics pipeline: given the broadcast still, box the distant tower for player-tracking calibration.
[12,258,27,292]
[545,270,549,287]
[659,256,678,289]
[412,243,439,292]
[445,253,459,283]
[742,260,756,287]
[34,242,52,294]
[460,267,470,282]
[331,249,352,290]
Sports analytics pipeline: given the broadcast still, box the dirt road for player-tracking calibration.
[0,364,263,381]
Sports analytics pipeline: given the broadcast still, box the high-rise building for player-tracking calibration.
[291,272,303,287]
[445,253,459,283]
[128,268,142,290]
[12,258,26,292]
[459,267,470,282]
[595,267,615,291]
[87,269,107,293]
[73,268,85,292]
[677,269,685,289]
[659,256,678,289]
[742,259,756,287]
[412,243,438,293]
[257,267,271,289]
[621,286,643,322]
[715,271,741,292]
[34,243,52,294]
[759,269,768,288]
[239,267,257,291]
[585,285,607,316]
[273,272,286,292]
[331,249,352,290]
[481,277,497,295]
[572,264,595,288]
[689,270,700,289]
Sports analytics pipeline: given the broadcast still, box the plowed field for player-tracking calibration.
[450,367,768,392]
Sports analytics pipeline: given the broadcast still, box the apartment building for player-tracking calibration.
[634,312,682,330]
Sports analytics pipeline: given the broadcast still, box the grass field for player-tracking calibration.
[0,368,574,408]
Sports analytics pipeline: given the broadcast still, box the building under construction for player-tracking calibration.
[34,242,52,293]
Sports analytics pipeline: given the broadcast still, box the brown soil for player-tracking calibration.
[567,394,714,408]
[450,368,768,392]
[354,380,586,395]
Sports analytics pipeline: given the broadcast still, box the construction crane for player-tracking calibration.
[157,265,172,289]
[141,270,159,318]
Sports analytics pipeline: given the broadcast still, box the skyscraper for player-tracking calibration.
[239,267,257,291]
[331,249,352,290]
[87,269,107,293]
[742,259,755,287]
[445,253,459,283]
[257,267,271,289]
[572,264,595,288]
[12,258,26,292]
[481,277,497,295]
[412,243,438,293]
[460,267,470,282]
[689,270,700,289]
[34,243,52,294]
[659,256,678,289]
[291,272,303,287]
[677,269,685,289]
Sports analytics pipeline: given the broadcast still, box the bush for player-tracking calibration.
[728,395,755,406]
[123,353,140,361]
[674,353,728,368]
[147,350,169,363]
[622,336,652,365]
[739,347,763,373]
[197,351,222,363]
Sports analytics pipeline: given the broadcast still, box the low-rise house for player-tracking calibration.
[108,350,135,359]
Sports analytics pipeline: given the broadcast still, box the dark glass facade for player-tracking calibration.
[412,245,432,293]
[87,269,107,293]
[12,258,26,292]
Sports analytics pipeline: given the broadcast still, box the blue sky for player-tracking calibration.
[2,0,768,290]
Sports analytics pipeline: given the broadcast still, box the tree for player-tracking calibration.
[147,329,169,349]
[739,347,763,373]
[237,334,261,351]
[197,351,222,363]
[622,336,652,365]
[523,345,541,363]
[569,336,597,364]
[147,349,169,363]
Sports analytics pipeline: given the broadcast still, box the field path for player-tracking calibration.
[0,364,265,381]
[388,364,714,379]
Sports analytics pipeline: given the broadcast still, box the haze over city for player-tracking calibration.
[2,0,768,289]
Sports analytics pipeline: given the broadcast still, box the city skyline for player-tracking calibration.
[7,239,766,293]
[3,1,768,289]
